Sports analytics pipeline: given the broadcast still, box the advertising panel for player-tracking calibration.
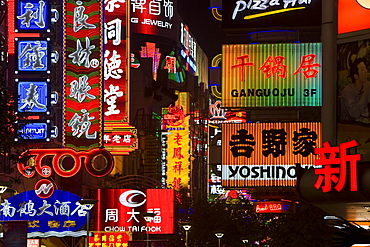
[221,0,321,30]
[16,0,49,32]
[130,0,177,39]
[338,0,370,34]
[0,190,86,233]
[95,189,174,234]
[337,39,370,162]
[222,122,322,187]
[222,43,322,108]
[64,0,103,150]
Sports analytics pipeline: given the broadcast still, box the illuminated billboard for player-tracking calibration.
[221,0,321,30]
[16,80,50,113]
[222,43,322,107]
[338,0,370,34]
[16,38,50,73]
[16,0,49,32]
[64,0,103,150]
[0,190,86,233]
[95,189,174,234]
[222,122,322,187]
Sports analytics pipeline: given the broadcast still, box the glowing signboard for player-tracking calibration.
[0,190,86,233]
[222,43,322,107]
[130,0,177,38]
[17,148,114,178]
[338,0,370,34]
[95,189,174,234]
[16,0,49,32]
[90,232,131,247]
[222,0,321,30]
[314,140,361,193]
[222,122,322,187]
[254,201,295,214]
[16,39,49,73]
[17,81,49,113]
[16,122,50,140]
[64,0,103,150]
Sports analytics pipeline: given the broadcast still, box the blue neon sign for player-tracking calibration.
[17,81,48,113]
[0,190,86,233]
[17,39,49,72]
[17,0,49,31]
[18,122,48,140]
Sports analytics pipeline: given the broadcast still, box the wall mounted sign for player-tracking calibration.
[17,148,114,178]
[0,190,86,233]
[222,122,322,187]
[254,201,295,214]
[16,0,49,32]
[64,0,103,150]
[338,0,370,34]
[222,0,321,30]
[16,80,50,113]
[222,43,322,108]
[16,38,50,73]
[95,189,174,234]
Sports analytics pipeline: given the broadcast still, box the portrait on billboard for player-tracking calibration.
[337,39,370,161]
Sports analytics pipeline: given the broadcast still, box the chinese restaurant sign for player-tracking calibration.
[338,0,370,34]
[95,189,174,234]
[314,140,361,193]
[222,122,322,187]
[90,232,131,247]
[64,0,103,150]
[222,43,322,108]
[222,0,321,30]
[0,190,87,233]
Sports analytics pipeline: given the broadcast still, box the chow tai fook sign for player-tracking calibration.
[222,0,321,30]
[222,43,322,108]
[338,0,370,34]
[222,122,322,187]
[95,189,174,234]
[314,140,361,193]
[0,190,87,233]
[64,0,103,150]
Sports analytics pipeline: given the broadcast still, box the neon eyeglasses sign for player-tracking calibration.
[17,148,114,178]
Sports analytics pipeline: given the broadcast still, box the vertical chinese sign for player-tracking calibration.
[222,43,322,108]
[64,0,103,150]
[222,122,322,187]
[103,0,138,155]
[166,116,190,200]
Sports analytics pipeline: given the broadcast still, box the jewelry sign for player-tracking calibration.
[64,0,103,150]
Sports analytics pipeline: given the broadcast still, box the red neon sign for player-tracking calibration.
[17,148,114,178]
[254,201,295,214]
[314,140,361,193]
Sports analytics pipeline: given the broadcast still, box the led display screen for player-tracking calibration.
[95,189,174,234]
[222,0,321,30]
[222,122,322,187]
[0,190,85,233]
[222,43,322,107]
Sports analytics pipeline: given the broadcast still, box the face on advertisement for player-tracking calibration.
[356,61,368,84]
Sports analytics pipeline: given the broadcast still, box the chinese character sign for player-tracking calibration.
[130,0,176,38]
[222,43,322,107]
[222,122,322,187]
[16,0,49,31]
[17,39,49,72]
[0,190,86,233]
[314,140,361,193]
[64,0,103,150]
[166,116,190,192]
[17,81,49,113]
[95,189,174,234]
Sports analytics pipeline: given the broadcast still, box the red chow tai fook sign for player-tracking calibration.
[64,0,103,150]
[314,140,361,193]
[95,189,175,234]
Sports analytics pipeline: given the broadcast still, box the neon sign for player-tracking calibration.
[0,190,86,233]
[95,189,174,234]
[17,148,114,178]
[16,38,49,73]
[16,0,49,32]
[254,201,295,214]
[64,0,103,150]
[222,43,322,107]
[314,140,361,193]
[17,81,49,113]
